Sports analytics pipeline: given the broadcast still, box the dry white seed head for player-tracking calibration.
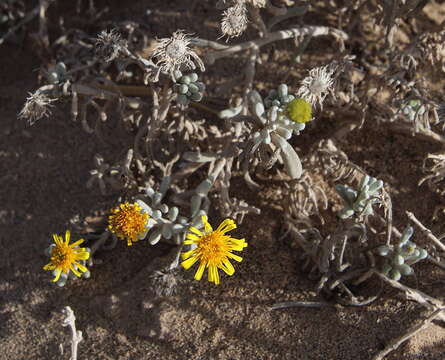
[437,103,445,123]
[95,29,127,63]
[247,0,266,8]
[151,30,205,78]
[221,3,248,39]
[150,270,181,296]
[297,65,336,109]
[19,91,57,126]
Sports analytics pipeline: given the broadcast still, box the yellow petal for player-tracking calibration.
[52,269,62,282]
[65,230,71,244]
[230,238,247,246]
[221,259,235,276]
[70,265,81,277]
[43,263,55,270]
[229,238,247,251]
[186,233,200,241]
[75,262,88,273]
[202,216,213,233]
[75,251,90,260]
[181,256,198,270]
[208,264,214,283]
[217,219,236,234]
[53,234,61,245]
[227,253,243,262]
[181,250,195,260]
[183,239,195,245]
[189,227,203,236]
[194,262,206,281]
[70,239,85,248]
[210,265,220,285]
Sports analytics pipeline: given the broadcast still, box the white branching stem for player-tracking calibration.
[373,271,445,322]
[0,6,39,46]
[204,26,348,64]
[271,301,333,310]
[38,0,52,48]
[390,123,445,145]
[406,211,445,253]
[372,308,444,360]
[61,306,83,360]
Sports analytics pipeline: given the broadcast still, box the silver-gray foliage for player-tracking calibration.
[335,175,383,219]
[377,225,428,281]
[173,70,205,105]
[135,176,205,247]
[219,88,305,179]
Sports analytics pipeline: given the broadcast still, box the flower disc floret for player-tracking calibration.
[108,202,150,246]
[43,231,90,283]
[181,216,247,285]
[286,98,312,124]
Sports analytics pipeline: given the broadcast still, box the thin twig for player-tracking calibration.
[0,6,39,46]
[373,270,445,321]
[204,25,348,64]
[271,300,333,310]
[61,306,83,360]
[390,124,445,145]
[406,211,445,252]
[372,308,444,360]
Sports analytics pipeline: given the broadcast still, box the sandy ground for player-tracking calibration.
[1,1,445,359]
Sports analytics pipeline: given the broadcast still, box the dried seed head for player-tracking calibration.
[150,270,181,296]
[437,103,445,123]
[247,0,266,8]
[221,3,248,39]
[95,29,127,63]
[19,91,57,126]
[152,30,205,79]
[297,65,336,109]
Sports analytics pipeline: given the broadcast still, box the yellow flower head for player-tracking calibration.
[108,201,150,246]
[285,98,312,124]
[181,216,247,285]
[43,231,90,283]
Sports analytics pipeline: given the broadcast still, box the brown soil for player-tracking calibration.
[1,1,445,360]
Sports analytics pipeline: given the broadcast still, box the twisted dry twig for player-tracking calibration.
[61,306,83,360]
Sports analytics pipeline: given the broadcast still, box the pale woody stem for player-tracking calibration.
[204,26,348,63]
[61,306,83,360]
[406,211,445,252]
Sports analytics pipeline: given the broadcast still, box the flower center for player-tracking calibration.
[286,98,312,124]
[309,79,326,95]
[166,40,186,59]
[197,232,230,264]
[51,245,74,270]
[109,203,148,241]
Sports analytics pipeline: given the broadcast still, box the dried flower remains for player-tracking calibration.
[297,65,335,109]
[151,30,205,78]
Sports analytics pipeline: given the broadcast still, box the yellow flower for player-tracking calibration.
[285,98,312,123]
[43,231,90,283]
[181,216,247,285]
[108,201,150,246]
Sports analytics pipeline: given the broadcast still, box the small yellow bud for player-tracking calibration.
[286,98,312,124]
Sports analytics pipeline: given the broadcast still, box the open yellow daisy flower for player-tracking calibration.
[43,231,90,283]
[108,201,150,246]
[181,216,247,285]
